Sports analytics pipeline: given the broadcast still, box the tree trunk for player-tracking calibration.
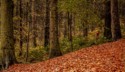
[32,0,37,47]
[111,0,122,40]
[104,0,112,39]
[19,0,23,56]
[64,23,68,38]
[49,0,62,58]
[82,0,89,37]
[1,0,17,69]
[26,2,30,62]
[82,22,88,37]
[44,0,50,49]
[68,12,73,51]
[63,12,68,38]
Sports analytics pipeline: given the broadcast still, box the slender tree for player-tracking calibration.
[104,0,112,39]
[1,0,17,69]
[111,0,122,40]
[19,0,23,56]
[63,12,68,38]
[44,0,50,49]
[68,12,73,51]
[31,0,37,47]
[82,21,88,37]
[82,0,89,37]
[26,2,30,62]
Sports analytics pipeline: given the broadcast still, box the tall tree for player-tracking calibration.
[44,0,50,49]
[1,0,17,69]
[49,0,62,58]
[63,12,68,38]
[31,0,37,47]
[83,0,89,37]
[19,0,23,56]
[111,0,122,40]
[68,12,73,51]
[104,0,112,39]
[26,2,30,62]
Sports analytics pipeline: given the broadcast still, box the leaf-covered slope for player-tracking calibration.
[3,39,125,72]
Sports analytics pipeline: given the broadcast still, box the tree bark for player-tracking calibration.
[82,22,88,37]
[111,0,122,40]
[49,0,62,58]
[104,0,112,39]
[32,0,37,47]
[1,0,17,69]
[63,12,68,38]
[44,0,50,49]
[26,2,30,62]
[68,12,73,51]
[19,0,23,56]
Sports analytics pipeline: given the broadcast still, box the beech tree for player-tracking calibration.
[31,0,37,47]
[111,0,122,40]
[104,0,112,39]
[19,0,23,56]
[1,0,17,69]
[44,0,50,49]
[68,12,73,51]
[49,0,62,58]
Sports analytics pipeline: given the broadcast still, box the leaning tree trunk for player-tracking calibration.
[49,0,62,58]
[104,0,112,39]
[1,0,17,69]
[111,0,122,40]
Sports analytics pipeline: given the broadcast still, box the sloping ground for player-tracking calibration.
[2,39,125,72]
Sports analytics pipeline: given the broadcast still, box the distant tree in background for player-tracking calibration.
[67,12,73,51]
[31,0,37,48]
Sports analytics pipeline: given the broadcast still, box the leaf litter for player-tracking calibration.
[2,39,125,72]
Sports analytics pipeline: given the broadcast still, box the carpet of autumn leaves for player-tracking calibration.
[2,39,125,72]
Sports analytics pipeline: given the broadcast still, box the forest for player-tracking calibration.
[0,0,125,71]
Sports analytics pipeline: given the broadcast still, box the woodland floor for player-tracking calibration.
[2,39,125,72]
